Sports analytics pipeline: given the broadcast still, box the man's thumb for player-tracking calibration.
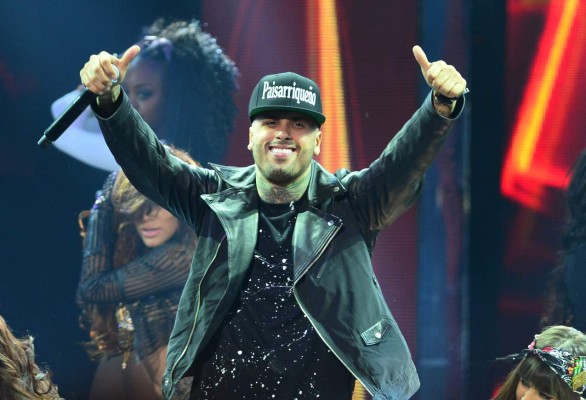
[118,45,141,68]
[412,45,430,73]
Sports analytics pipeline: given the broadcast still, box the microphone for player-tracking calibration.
[38,65,119,148]
[38,88,97,148]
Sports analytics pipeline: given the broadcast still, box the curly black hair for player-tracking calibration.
[137,19,239,165]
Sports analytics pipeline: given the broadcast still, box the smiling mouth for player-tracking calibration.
[269,146,295,156]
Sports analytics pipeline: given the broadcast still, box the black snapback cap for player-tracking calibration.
[248,72,326,126]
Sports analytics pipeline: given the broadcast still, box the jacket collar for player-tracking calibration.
[209,160,347,204]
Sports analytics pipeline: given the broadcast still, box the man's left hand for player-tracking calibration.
[413,45,467,115]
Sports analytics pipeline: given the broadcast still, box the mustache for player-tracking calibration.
[268,140,296,147]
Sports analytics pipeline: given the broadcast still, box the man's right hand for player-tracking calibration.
[80,45,141,106]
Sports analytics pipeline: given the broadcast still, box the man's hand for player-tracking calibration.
[412,45,467,116]
[80,45,141,105]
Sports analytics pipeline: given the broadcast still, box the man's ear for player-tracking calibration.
[248,127,253,151]
[314,130,322,156]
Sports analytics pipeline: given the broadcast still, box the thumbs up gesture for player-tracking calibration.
[413,45,467,114]
[80,45,142,104]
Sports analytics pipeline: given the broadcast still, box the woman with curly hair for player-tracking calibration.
[77,146,198,400]
[542,149,586,331]
[0,315,61,400]
[50,18,239,171]
[492,325,586,400]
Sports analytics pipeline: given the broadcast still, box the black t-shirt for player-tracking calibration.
[190,199,354,399]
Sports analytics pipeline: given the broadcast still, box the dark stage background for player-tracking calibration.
[2,1,576,399]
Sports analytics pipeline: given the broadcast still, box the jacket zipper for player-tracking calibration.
[315,244,335,280]
[292,225,376,396]
[167,235,226,388]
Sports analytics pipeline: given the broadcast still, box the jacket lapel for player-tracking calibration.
[292,205,343,282]
[206,161,347,282]
[202,186,259,281]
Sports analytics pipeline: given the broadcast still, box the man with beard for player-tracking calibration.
[78,44,467,400]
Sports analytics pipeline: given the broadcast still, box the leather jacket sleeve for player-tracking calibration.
[341,92,464,231]
[92,91,214,234]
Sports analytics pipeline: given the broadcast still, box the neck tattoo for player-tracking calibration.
[264,187,300,204]
[257,175,309,205]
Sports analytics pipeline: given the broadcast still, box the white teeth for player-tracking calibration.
[271,148,293,154]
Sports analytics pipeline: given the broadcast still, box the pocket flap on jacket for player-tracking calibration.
[360,318,392,345]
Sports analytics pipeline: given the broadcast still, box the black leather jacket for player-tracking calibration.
[95,91,463,400]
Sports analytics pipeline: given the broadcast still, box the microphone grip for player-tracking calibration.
[38,88,97,148]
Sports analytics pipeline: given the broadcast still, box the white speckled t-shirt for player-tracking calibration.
[190,198,354,399]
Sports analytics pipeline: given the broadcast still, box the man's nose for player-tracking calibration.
[275,121,292,138]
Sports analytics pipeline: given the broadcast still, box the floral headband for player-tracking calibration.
[504,334,586,395]
[137,35,173,62]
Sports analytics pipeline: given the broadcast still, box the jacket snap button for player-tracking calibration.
[328,220,334,226]
[375,332,382,339]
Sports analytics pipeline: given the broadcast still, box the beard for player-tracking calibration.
[259,164,299,184]
[251,141,315,186]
